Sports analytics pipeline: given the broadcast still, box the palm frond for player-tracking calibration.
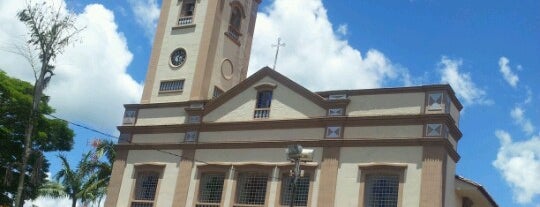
[39,181,67,198]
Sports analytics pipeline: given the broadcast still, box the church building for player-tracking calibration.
[104,0,497,206]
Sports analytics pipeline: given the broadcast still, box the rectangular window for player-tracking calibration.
[131,171,160,207]
[254,91,272,119]
[159,80,184,92]
[280,175,310,206]
[236,172,268,206]
[364,174,399,207]
[196,173,226,206]
[256,91,272,108]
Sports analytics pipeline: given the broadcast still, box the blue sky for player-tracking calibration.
[1,0,539,206]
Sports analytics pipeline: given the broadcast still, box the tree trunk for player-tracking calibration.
[72,196,77,207]
[97,196,103,207]
[14,64,47,207]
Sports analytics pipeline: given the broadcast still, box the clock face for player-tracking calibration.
[170,48,186,67]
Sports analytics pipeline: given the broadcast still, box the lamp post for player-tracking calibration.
[286,144,313,207]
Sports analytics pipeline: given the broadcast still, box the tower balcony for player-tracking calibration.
[225,25,242,45]
[178,16,193,26]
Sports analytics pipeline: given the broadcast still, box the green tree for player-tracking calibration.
[14,1,82,206]
[0,70,74,205]
[39,153,108,207]
[89,139,116,207]
[36,139,116,207]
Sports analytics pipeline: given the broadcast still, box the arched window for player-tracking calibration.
[226,1,245,43]
[253,83,276,119]
[178,0,196,25]
[230,6,242,31]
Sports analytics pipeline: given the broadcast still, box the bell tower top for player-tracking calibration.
[140,0,262,104]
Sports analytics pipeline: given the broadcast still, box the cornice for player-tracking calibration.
[118,114,462,141]
[116,137,460,162]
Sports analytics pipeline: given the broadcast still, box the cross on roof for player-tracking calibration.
[272,37,286,70]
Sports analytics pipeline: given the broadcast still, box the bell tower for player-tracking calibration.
[140,0,261,104]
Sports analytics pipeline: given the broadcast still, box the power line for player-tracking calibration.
[46,114,296,180]
[45,114,204,163]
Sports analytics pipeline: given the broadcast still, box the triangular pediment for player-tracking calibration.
[203,67,327,122]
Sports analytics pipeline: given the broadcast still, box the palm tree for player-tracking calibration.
[39,153,95,207]
[88,139,115,207]
[38,181,66,198]
[39,140,115,207]
[92,139,115,183]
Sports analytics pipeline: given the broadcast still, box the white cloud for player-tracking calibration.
[523,86,533,105]
[23,173,106,207]
[0,0,142,134]
[24,196,105,207]
[438,56,490,105]
[127,0,160,40]
[337,24,348,36]
[493,130,540,204]
[510,106,535,134]
[248,0,410,91]
[498,56,519,88]
[24,197,72,207]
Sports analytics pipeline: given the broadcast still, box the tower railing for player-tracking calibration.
[227,25,242,41]
[178,16,193,25]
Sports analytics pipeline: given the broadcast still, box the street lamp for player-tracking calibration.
[285,144,313,207]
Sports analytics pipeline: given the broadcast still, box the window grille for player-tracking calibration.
[131,203,154,207]
[256,91,272,108]
[364,174,399,207]
[131,171,159,207]
[159,80,184,92]
[280,175,310,206]
[197,173,226,205]
[235,172,268,206]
